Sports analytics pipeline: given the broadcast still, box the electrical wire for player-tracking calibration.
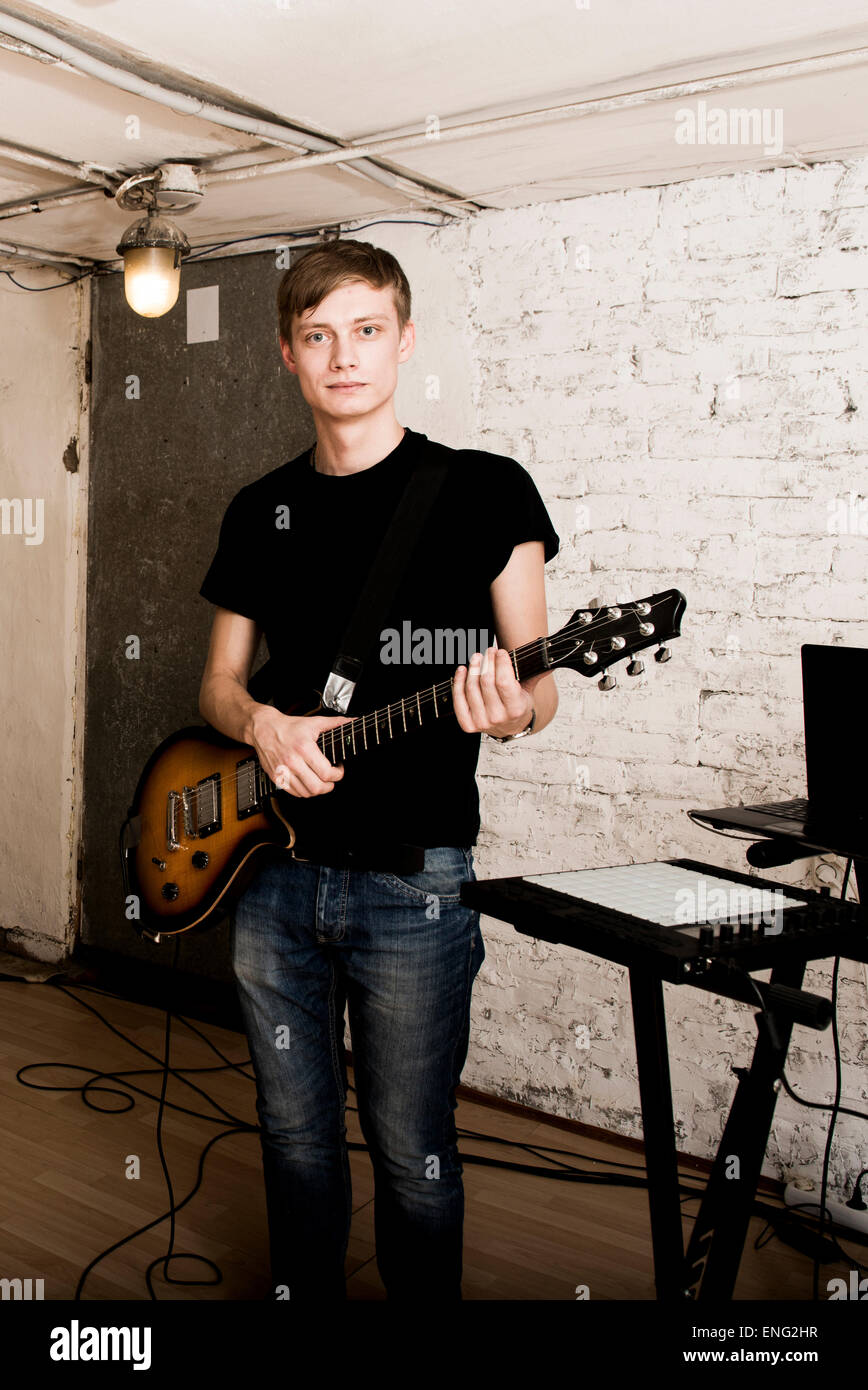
[145,936,219,1297]
[16,946,864,1300]
[719,858,866,1296]
[2,268,92,290]
[16,965,262,1298]
[29,970,715,1299]
[16,839,866,1300]
[685,813,768,843]
[183,218,446,263]
[2,216,452,289]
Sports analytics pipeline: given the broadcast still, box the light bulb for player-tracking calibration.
[116,209,190,319]
[122,246,181,317]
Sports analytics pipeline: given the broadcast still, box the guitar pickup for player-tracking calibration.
[236,757,264,819]
[182,774,221,839]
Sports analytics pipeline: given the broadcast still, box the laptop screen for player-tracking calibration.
[802,643,868,814]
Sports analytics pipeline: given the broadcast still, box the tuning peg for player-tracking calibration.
[627,659,644,676]
[655,646,671,663]
[598,674,617,691]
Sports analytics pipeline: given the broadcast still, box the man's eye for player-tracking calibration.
[360,325,378,335]
[307,332,325,343]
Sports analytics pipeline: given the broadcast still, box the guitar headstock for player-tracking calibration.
[545,589,687,685]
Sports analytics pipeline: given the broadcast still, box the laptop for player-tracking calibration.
[689,643,868,860]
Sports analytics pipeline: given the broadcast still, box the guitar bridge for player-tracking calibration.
[166,791,181,851]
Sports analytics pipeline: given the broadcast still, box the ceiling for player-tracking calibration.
[1,0,867,272]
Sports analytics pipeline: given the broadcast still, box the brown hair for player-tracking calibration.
[277,239,411,345]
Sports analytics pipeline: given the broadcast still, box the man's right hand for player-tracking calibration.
[249,705,352,798]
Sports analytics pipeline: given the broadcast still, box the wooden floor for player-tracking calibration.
[0,977,855,1301]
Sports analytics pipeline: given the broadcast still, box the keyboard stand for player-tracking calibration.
[627,969,686,1299]
[628,958,811,1300]
[679,849,867,1297]
[679,955,807,1298]
[459,862,854,1302]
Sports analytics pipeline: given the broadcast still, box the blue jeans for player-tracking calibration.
[230,844,485,1301]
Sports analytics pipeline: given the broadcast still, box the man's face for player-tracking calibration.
[280,278,414,421]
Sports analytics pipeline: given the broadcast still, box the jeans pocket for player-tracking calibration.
[374,846,472,904]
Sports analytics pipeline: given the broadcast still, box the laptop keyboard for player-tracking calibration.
[743,798,810,819]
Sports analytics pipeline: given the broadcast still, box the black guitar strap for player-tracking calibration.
[247,434,449,710]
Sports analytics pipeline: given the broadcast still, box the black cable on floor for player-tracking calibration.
[12,883,864,1300]
[17,960,260,1298]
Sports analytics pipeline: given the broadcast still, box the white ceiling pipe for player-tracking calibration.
[0,30,79,71]
[0,138,113,187]
[0,13,864,215]
[0,10,311,146]
[7,31,861,246]
[0,9,462,207]
[0,238,95,266]
[0,186,108,221]
[203,43,868,185]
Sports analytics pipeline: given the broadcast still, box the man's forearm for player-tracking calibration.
[524,670,558,734]
[199,672,264,746]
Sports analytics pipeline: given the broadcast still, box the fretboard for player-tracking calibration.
[250,588,683,798]
[257,639,541,795]
[313,643,537,766]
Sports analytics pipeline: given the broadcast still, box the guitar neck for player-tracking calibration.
[320,643,540,766]
[253,588,686,795]
[257,640,540,795]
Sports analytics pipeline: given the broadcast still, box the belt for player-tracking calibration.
[291,842,426,872]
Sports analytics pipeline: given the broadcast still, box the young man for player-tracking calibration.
[198,239,560,1301]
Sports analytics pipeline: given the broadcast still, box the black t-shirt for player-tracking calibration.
[199,426,559,849]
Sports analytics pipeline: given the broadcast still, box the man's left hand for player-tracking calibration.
[452,644,534,738]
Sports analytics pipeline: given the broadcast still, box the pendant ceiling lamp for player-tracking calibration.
[115,164,201,318]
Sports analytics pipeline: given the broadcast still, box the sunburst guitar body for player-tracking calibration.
[122,699,319,940]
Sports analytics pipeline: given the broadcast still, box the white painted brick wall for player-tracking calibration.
[434,158,868,1193]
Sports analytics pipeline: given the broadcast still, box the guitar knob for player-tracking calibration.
[655,646,671,663]
[699,925,715,950]
[627,659,645,677]
[719,922,734,945]
[192,851,209,869]
[598,674,617,691]
[161,882,180,901]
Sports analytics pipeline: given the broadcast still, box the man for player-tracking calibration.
[198,238,560,1300]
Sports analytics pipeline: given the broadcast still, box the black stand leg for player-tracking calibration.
[853,857,867,913]
[682,959,806,1300]
[628,969,686,1301]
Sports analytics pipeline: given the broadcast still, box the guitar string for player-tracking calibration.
[167,595,677,810]
[164,596,678,812]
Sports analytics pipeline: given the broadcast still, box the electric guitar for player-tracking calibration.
[121,589,686,940]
